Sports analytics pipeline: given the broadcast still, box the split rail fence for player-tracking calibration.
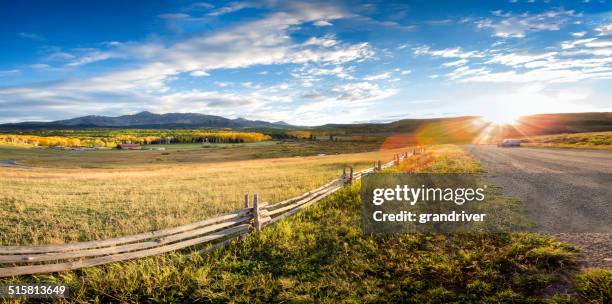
[0,148,424,277]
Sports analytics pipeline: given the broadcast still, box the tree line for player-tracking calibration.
[0,130,271,148]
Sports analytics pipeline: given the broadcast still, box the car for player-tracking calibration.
[497,139,521,147]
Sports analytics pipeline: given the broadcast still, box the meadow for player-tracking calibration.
[0,139,384,168]
[0,141,402,246]
[521,131,612,150]
[2,145,609,303]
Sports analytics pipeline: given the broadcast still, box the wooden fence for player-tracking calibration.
[0,149,422,277]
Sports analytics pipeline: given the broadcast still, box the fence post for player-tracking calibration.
[342,167,347,182]
[239,193,250,240]
[348,167,353,184]
[253,193,262,232]
[377,160,381,170]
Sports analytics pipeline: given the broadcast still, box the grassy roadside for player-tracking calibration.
[3,145,610,303]
[521,132,612,150]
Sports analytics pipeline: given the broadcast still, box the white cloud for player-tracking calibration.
[429,29,612,85]
[475,8,579,38]
[0,2,381,122]
[413,46,484,58]
[214,81,233,87]
[67,50,119,66]
[446,66,489,80]
[298,65,355,79]
[583,40,612,48]
[561,38,597,49]
[302,36,338,47]
[595,24,612,36]
[456,59,612,83]
[332,82,396,102]
[485,52,557,67]
[190,70,210,77]
[208,2,254,16]
[313,20,333,26]
[561,38,612,50]
[363,72,391,81]
[442,58,469,67]
[571,31,587,37]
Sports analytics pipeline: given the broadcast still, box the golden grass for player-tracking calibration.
[0,147,409,245]
[521,131,612,150]
[395,144,482,173]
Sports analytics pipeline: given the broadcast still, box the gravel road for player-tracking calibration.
[465,145,611,268]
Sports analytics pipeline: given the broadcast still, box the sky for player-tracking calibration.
[0,0,611,125]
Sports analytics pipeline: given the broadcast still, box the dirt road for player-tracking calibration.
[465,145,611,268]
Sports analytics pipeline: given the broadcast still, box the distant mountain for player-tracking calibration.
[0,111,297,129]
[1,112,609,137]
[273,121,292,126]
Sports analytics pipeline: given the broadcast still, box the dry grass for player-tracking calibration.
[521,131,612,150]
[0,147,408,245]
[395,144,483,173]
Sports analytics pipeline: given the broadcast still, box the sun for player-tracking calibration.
[480,112,520,126]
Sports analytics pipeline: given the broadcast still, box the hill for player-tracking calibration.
[310,112,612,145]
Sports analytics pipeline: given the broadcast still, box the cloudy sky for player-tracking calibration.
[1,0,611,125]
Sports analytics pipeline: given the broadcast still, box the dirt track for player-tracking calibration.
[465,145,611,268]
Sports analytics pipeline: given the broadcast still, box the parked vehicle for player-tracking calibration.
[497,139,521,147]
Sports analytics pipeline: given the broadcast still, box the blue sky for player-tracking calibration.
[0,0,611,125]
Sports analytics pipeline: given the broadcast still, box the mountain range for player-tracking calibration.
[0,111,296,129]
[1,112,610,138]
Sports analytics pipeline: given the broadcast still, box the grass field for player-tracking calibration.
[522,131,612,150]
[0,140,383,168]
[3,145,609,303]
[0,143,407,246]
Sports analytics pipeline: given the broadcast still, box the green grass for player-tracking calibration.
[574,269,612,303]
[0,182,583,303]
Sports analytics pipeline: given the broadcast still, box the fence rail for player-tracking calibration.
[0,148,423,278]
